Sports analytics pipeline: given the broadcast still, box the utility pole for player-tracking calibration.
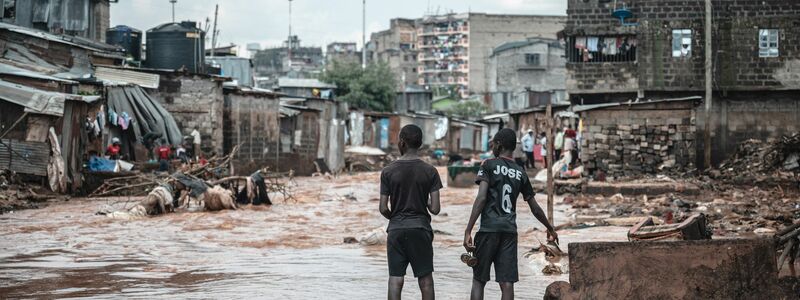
[288,0,293,66]
[704,0,713,169]
[169,0,177,22]
[362,0,367,69]
[211,4,219,58]
[546,103,554,224]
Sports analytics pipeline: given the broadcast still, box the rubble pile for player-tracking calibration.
[0,170,63,213]
[582,123,695,178]
[716,133,800,182]
[565,186,800,235]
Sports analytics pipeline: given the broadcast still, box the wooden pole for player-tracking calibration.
[546,103,554,224]
[703,0,713,169]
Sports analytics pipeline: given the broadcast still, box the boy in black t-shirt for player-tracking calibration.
[380,124,443,300]
[463,128,558,300]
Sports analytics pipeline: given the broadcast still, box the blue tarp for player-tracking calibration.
[88,156,116,172]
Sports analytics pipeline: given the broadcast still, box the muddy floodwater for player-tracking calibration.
[0,169,628,299]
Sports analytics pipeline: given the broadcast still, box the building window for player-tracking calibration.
[1,0,15,19]
[672,29,692,57]
[567,35,637,63]
[759,29,779,58]
[525,54,541,66]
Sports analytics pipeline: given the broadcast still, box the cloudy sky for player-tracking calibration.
[111,0,566,55]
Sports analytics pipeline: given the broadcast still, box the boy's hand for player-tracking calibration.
[463,233,475,252]
[547,228,559,245]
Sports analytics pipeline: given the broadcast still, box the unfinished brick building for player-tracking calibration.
[565,0,800,172]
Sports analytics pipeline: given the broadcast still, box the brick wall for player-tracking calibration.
[565,0,800,96]
[581,100,697,177]
[150,75,224,155]
[223,91,280,175]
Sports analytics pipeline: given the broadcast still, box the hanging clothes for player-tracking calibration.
[587,36,599,52]
[93,119,101,137]
[119,112,130,130]
[574,36,587,49]
[605,37,619,55]
[108,109,118,126]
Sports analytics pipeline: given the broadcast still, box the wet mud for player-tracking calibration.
[0,168,628,299]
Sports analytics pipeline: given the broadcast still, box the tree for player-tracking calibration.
[444,100,488,118]
[321,60,397,111]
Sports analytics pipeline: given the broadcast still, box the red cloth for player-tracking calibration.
[157,146,171,160]
[106,144,120,156]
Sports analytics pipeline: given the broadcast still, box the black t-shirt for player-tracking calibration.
[380,159,443,232]
[475,157,534,233]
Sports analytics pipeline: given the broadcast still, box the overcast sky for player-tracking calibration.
[111,0,566,55]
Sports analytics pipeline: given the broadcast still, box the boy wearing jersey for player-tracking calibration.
[463,128,558,300]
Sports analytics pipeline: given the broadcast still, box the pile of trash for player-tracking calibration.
[344,146,394,172]
[0,170,64,214]
[564,186,800,236]
[715,133,800,182]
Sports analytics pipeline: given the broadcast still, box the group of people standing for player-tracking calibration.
[519,125,580,170]
[379,124,557,300]
[102,126,205,172]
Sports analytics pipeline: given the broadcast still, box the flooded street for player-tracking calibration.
[0,169,628,299]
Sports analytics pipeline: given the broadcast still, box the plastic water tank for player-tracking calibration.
[145,21,205,72]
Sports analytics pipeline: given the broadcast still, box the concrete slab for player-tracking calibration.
[544,238,785,299]
[582,181,700,196]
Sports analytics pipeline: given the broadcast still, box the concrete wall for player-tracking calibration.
[150,75,224,155]
[546,239,784,299]
[394,91,432,113]
[581,100,697,177]
[697,91,800,166]
[488,40,566,111]
[468,14,566,95]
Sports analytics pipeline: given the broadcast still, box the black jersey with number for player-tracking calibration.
[475,157,534,233]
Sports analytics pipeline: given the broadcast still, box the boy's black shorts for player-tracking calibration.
[387,228,434,277]
[472,232,518,283]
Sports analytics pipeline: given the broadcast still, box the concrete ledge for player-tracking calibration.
[582,181,700,196]
[545,238,784,299]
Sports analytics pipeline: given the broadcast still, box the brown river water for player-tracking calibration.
[0,169,628,299]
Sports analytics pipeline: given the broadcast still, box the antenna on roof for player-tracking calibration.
[169,0,177,23]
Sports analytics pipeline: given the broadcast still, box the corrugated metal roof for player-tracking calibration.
[278,77,336,89]
[95,66,160,89]
[208,57,254,87]
[572,96,703,113]
[0,62,76,83]
[0,80,99,117]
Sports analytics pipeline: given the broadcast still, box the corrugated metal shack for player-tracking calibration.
[3,0,112,42]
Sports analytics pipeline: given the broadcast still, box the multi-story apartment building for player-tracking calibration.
[417,13,565,98]
[326,42,361,66]
[564,0,800,165]
[252,35,324,89]
[368,18,419,89]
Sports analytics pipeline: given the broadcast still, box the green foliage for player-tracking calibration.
[321,60,397,111]
[444,100,488,118]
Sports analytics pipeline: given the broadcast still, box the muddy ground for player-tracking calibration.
[0,168,630,299]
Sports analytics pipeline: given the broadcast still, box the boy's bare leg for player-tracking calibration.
[470,279,486,300]
[499,282,514,300]
[388,276,404,300]
[418,274,434,300]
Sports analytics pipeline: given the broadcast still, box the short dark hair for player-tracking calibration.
[493,128,517,151]
[399,124,423,149]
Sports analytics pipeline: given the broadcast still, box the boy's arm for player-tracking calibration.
[379,170,391,220]
[521,173,558,243]
[428,190,440,215]
[463,181,489,252]
[379,195,391,220]
[525,196,558,244]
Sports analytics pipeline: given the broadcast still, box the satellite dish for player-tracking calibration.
[612,7,638,26]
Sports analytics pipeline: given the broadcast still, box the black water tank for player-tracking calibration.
[106,25,143,61]
[145,21,205,72]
